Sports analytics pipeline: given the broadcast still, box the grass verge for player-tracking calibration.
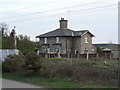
[2,73,118,88]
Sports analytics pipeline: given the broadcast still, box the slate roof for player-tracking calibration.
[36,28,94,38]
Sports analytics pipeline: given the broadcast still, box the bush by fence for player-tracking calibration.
[2,52,41,75]
[23,52,41,75]
[2,54,118,86]
[39,53,113,60]
[2,55,25,73]
[40,58,118,84]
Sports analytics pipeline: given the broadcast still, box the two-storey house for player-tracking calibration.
[36,18,95,54]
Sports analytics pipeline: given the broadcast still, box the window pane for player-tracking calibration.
[85,37,88,43]
[56,37,59,43]
[44,38,47,43]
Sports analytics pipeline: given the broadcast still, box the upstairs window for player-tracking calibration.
[44,38,47,44]
[56,37,59,43]
[85,37,88,43]
[92,49,94,54]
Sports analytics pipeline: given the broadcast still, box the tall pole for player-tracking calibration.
[118,1,120,88]
[13,26,17,49]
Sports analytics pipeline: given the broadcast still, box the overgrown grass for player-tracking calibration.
[2,73,117,88]
[2,57,119,88]
[41,58,118,70]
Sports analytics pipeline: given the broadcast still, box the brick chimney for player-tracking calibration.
[59,18,68,29]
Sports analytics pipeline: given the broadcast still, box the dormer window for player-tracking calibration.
[85,37,88,43]
[56,37,59,43]
[44,38,47,44]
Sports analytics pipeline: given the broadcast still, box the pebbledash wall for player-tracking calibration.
[0,49,19,61]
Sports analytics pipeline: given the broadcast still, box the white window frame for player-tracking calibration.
[75,50,77,54]
[92,49,94,54]
[48,48,50,53]
[44,38,47,44]
[85,37,88,43]
[56,37,59,43]
[43,48,47,53]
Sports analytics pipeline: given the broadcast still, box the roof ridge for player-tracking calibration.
[36,28,94,38]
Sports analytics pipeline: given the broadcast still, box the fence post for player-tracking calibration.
[71,54,72,59]
[110,53,112,60]
[105,53,106,59]
[48,53,50,58]
[96,53,99,59]
[77,54,79,59]
[45,53,48,58]
[67,53,70,59]
[87,52,89,60]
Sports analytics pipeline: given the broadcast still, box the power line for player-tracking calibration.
[70,4,117,13]
[2,0,58,13]
[69,7,117,15]
[5,4,117,23]
[2,1,106,19]
[6,6,117,23]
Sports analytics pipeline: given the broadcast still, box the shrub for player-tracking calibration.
[40,61,73,78]
[40,59,118,83]
[23,52,41,76]
[2,55,25,73]
[2,52,42,76]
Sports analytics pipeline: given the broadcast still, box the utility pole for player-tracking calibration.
[118,1,120,88]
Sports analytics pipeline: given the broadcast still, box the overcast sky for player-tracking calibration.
[0,0,119,44]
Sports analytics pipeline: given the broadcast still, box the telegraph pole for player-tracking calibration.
[118,1,120,88]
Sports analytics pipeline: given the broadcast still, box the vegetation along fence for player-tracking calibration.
[39,53,114,60]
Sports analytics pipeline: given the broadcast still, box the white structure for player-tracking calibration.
[0,49,19,62]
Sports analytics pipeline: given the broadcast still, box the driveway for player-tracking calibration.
[2,78,42,88]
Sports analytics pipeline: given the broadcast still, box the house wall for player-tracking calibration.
[72,37,81,54]
[39,37,72,54]
[39,33,95,54]
[80,33,93,54]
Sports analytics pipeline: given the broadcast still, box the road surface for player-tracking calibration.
[2,78,42,88]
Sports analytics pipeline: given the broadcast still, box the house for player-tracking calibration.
[36,18,95,55]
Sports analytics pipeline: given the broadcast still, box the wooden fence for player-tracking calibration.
[39,53,113,60]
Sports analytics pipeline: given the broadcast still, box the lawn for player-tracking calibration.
[2,73,118,88]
